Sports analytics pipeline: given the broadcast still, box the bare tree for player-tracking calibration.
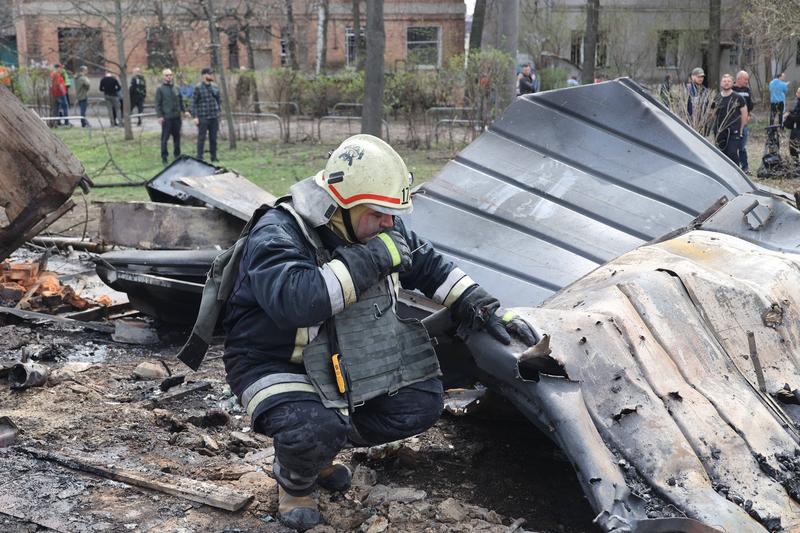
[316,0,329,74]
[56,0,150,141]
[707,0,721,90]
[361,0,384,136]
[582,0,599,84]
[469,0,487,52]
[283,0,299,70]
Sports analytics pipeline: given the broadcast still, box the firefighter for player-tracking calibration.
[220,134,538,530]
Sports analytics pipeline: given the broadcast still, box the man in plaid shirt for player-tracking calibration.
[192,67,221,162]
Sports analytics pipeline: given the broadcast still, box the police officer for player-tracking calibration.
[220,134,537,530]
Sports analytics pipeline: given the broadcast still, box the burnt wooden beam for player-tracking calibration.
[0,86,89,261]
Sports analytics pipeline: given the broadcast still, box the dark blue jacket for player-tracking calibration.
[222,206,461,414]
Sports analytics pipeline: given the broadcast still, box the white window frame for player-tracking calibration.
[406,26,441,69]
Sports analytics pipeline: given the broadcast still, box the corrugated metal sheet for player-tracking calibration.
[406,78,756,306]
[468,226,800,532]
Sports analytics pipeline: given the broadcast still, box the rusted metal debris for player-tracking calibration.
[0,86,91,262]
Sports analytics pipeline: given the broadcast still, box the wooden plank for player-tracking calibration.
[98,201,243,250]
[21,447,253,512]
[0,87,87,261]
[0,306,114,333]
[173,173,276,221]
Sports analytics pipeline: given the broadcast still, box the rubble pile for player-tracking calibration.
[0,259,112,312]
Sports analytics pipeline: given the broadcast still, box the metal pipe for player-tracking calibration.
[9,362,50,389]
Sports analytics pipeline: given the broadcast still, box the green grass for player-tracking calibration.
[54,129,454,202]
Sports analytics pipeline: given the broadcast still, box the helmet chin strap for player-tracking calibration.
[342,209,359,243]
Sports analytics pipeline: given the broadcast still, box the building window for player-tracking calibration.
[249,25,272,69]
[406,26,440,68]
[570,31,582,65]
[345,27,365,67]
[280,36,287,66]
[570,31,606,67]
[146,26,176,70]
[656,30,679,67]
[227,28,240,70]
[58,27,104,74]
[596,32,608,68]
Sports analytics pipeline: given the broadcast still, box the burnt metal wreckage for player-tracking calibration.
[7,78,800,531]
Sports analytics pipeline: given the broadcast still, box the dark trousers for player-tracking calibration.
[255,379,443,496]
[770,102,785,126]
[78,99,88,127]
[57,95,69,125]
[197,117,219,160]
[790,138,799,162]
[717,129,741,166]
[738,125,749,172]
[160,117,182,162]
[131,99,144,125]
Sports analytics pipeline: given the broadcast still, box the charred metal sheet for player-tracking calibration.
[468,227,800,532]
[696,191,800,252]
[172,172,276,222]
[96,250,219,281]
[406,78,755,307]
[0,87,90,261]
[99,201,243,250]
[145,155,220,204]
[95,250,215,323]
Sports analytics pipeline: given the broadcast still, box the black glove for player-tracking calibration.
[333,229,412,296]
[451,286,538,347]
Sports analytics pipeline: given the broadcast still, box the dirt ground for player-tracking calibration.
[0,316,597,533]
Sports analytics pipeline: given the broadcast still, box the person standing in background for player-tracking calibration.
[129,67,147,126]
[769,72,790,126]
[733,70,753,173]
[99,72,121,126]
[74,66,90,128]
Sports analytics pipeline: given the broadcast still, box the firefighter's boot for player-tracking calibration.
[317,462,352,492]
[278,486,322,531]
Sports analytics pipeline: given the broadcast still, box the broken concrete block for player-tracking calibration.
[359,515,388,533]
[364,484,426,506]
[229,431,260,448]
[436,498,468,523]
[243,447,275,465]
[132,361,170,380]
[352,465,378,488]
[236,471,277,498]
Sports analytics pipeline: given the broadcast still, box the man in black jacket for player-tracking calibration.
[223,134,538,530]
[99,72,121,126]
[155,69,188,165]
[712,73,749,165]
[785,87,800,165]
[191,67,221,161]
[129,67,147,126]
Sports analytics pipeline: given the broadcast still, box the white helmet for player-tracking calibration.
[315,134,413,214]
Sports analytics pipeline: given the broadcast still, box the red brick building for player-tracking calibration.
[11,0,465,73]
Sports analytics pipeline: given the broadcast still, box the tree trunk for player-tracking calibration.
[469,0,487,53]
[205,0,237,149]
[243,26,256,70]
[497,0,519,111]
[114,0,132,140]
[582,0,598,84]
[316,0,329,74]
[283,0,299,70]
[361,0,384,137]
[352,0,362,69]
[708,0,721,90]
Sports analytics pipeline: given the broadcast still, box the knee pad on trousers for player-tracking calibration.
[255,401,348,486]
